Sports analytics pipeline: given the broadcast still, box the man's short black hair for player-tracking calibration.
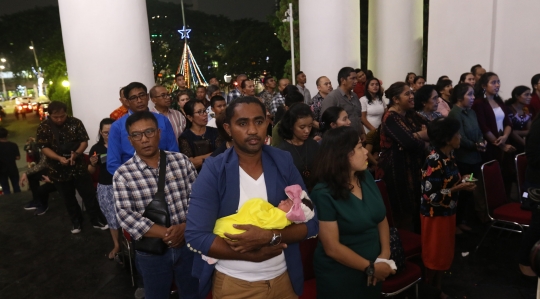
[175,73,185,79]
[296,71,304,78]
[48,101,67,115]
[125,111,158,133]
[337,67,355,86]
[123,82,147,99]
[470,64,482,75]
[0,127,8,138]
[210,95,226,108]
[196,85,206,90]
[224,96,266,124]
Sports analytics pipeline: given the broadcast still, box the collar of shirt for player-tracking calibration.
[337,86,354,99]
[150,106,170,115]
[132,152,159,173]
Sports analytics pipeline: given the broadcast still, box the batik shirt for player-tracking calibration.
[36,117,90,182]
[259,90,277,115]
[420,149,462,217]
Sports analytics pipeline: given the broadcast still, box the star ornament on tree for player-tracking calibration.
[178,26,191,39]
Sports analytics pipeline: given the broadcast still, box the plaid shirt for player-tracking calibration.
[270,93,285,116]
[151,107,186,140]
[227,88,241,104]
[114,151,197,240]
[259,89,277,115]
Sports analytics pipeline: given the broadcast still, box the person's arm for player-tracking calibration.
[510,130,526,147]
[382,113,425,152]
[377,217,390,259]
[360,98,377,132]
[106,122,122,175]
[526,119,540,169]
[190,153,212,169]
[162,117,180,152]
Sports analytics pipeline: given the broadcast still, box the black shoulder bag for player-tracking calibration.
[133,150,171,255]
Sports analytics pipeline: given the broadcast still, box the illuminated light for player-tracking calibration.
[29,46,34,50]
[62,80,70,87]
[29,75,33,78]
[49,81,53,85]
[178,26,191,39]
[0,58,5,63]
[0,65,4,70]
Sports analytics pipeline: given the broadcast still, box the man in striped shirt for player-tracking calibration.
[150,85,186,140]
[114,111,198,298]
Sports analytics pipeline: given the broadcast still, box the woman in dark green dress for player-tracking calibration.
[310,126,395,298]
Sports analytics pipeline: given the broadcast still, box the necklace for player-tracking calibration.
[289,140,310,178]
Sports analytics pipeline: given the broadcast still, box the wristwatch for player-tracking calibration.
[269,230,282,246]
[365,261,375,277]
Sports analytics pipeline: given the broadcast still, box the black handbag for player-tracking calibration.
[192,139,212,157]
[389,227,406,273]
[133,150,171,255]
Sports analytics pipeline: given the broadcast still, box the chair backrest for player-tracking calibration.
[515,153,528,198]
[481,160,508,212]
[375,180,395,227]
[299,237,318,281]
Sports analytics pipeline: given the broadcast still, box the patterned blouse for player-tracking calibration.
[508,109,532,131]
[420,149,462,217]
[417,110,443,122]
[36,117,90,182]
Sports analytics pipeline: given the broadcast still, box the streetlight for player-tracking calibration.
[0,63,6,100]
[29,41,39,68]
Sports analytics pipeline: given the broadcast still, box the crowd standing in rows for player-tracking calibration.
[6,65,540,299]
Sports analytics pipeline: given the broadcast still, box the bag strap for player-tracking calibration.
[157,150,167,194]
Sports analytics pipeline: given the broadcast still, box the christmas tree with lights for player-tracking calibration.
[176,26,207,88]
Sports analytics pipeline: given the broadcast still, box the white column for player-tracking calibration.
[58,0,154,146]
[299,0,360,95]
[426,0,493,85]
[368,0,423,86]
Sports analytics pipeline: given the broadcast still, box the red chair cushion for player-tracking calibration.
[398,229,422,258]
[382,261,422,294]
[493,202,531,225]
[299,279,316,299]
[205,292,212,299]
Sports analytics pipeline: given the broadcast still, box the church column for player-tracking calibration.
[368,0,423,86]
[58,0,155,142]
[299,0,361,94]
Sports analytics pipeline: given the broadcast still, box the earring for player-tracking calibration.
[483,89,486,98]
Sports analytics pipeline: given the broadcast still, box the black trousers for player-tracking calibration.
[53,172,104,225]
[519,181,540,266]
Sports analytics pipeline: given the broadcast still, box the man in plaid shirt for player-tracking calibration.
[226,74,246,104]
[113,111,199,299]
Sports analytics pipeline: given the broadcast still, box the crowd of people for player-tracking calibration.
[3,64,540,299]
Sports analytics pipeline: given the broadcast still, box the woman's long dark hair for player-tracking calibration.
[364,77,383,104]
[310,126,365,200]
[97,118,114,144]
[278,103,314,140]
[505,85,530,106]
[183,99,205,129]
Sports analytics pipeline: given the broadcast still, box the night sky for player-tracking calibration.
[0,0,277,22]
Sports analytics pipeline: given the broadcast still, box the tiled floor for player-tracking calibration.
[0,190,537,299]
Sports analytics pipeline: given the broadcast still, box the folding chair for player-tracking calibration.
[475,160,531,252]
[299,237,318,299]
[515,153,528,199]
[376,180,422,259]
[375,180,422,297]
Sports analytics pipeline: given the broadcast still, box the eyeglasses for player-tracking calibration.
[154,93,171,99]
[127,92,148,102]
[101,131,110,136]
[129,128,157,141]
[193,110,208,116]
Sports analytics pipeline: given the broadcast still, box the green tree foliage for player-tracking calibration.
[271,0,299,80]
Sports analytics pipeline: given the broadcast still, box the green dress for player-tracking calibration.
[311,171,386,299]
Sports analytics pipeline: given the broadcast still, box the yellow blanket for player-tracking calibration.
[213,198,292,238]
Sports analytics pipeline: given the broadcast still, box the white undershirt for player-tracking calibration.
[493,107,505,133]
[215,167,287,281]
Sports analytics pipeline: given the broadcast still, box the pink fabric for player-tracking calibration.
[285,184,305,222]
